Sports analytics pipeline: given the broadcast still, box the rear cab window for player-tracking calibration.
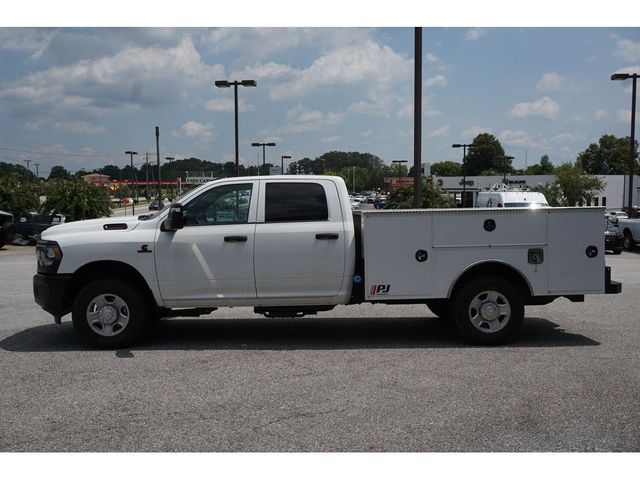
[264,182,329,222]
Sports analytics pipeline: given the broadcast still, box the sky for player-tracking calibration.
[0,26,639,177]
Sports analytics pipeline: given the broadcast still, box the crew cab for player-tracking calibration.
[33,175,621,348]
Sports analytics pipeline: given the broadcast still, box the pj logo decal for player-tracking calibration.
[370,284,391,296]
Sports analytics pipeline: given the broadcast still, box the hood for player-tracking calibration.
[41,215,142,239]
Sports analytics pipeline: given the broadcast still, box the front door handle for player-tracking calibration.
[316,233,339,240]
[224,235,247,242]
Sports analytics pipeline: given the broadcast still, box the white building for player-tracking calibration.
[433,174,639,210]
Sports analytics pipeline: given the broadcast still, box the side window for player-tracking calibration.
[183,183,253,226]
[265,182,328,222]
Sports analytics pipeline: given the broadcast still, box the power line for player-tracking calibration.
[0,144,123,158]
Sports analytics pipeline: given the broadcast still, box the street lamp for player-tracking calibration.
[281,155,291,175]
[499,155,515,185]
[452,143,472,207]
[611,72,639,213]
[125,150,138,215]
[215,79,257,177]
[251,142,277,175]
[165,157,175,199]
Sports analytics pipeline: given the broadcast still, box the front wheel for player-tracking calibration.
[452,276,524,345]
[613,248,623,255]
[623,231,636,251]
[72,278,148,348]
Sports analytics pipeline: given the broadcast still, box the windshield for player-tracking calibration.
[140,188,196,220]
[605,218,618,230]
[503,202,549,208]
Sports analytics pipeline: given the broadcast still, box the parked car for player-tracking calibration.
[148,199,165,211]
[14,212,65,238]
[0,210,15,248]
[475,190,548,208]
[604,216,623,254]
[373,198,386,209]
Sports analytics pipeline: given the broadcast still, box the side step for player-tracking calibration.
[254,305,335,318]
[158,307,218,318]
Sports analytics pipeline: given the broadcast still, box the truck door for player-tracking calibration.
[253,179,346,299]
[154,181,258,304]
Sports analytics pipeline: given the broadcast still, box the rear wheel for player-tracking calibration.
[623,231,636,251]
[452,276,524,345]
[72,278,148,348]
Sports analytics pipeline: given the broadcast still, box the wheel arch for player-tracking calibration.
[66,260,158,312]
[448,260,533,301]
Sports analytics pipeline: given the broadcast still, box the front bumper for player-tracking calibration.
[33,273,73,318]
[605,235,624,251]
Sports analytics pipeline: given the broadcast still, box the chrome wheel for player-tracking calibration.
[86,293,130,337]
[468,290,511,334]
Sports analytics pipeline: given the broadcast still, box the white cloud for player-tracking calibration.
[321,135,341,143]
[509,97,560,119]
[536,72,564,91]
[499,129,547,148]
[24,119,47,131]
[283,104,345,133]
[230,62,294,81]
[617,109,631,123]
[427,125,450,138]
[463,126,492,138]
[424,75,447,88]
[361,130,373,137]
[173,121,215,143]
[595,109,610,120]
[613,35,640,62]
[0,37,224,118]
[204,97,253,113]
[269,41,412,100]
[54,121,106,134]
[551,133,577,144]
[466,28,489,41]
[425,52,439,63]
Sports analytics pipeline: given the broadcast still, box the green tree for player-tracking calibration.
[48,165,72,180]
[0,161,36,182]
[526,155,555,175]
[465,133,507,175]
[577,134,638,174]
[42,179,112,221]
[535,163,605,206]
[0,173,40,216]
[385,179,455,209]
[430,161,462,176]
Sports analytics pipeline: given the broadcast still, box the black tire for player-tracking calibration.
[623,231,635,251]
[613,248,623,255]
[426,299,451,319]
[72,278,148,348]
[452,276,524,345]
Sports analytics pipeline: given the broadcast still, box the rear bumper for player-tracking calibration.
[33,273,73,317]
[605,266,622,294]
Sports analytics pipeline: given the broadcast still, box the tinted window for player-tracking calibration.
[183,183,252,226]
[265,182,328,222]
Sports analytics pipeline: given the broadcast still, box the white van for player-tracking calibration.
[475,190,549,208]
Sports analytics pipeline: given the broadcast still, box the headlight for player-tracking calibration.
[36,240,63,273]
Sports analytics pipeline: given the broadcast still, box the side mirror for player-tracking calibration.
[162,203,184,231]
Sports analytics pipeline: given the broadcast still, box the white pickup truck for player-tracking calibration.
[33,175,621,348]
[616,215,640,250]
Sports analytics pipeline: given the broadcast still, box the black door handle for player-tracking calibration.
[316,233,339,240]
[224,235,247,242]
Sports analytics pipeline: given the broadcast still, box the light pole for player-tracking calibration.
[165,157,175,199]
[499,155,515,186]
[611,72,638,213]
[125,150,138,215]
[352,166,356,193]
[452,143,472,207]
[215,79,257,177]
[281,155,291,175]
[251,142,276,175]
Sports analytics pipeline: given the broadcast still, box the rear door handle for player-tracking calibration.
[224,235,247,242]
[316,233,339,240]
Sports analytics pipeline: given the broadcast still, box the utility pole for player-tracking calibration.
[23,159,31,181]
[145,153,149,200]
[413,26,423,208]
[165,157,175,199]
[155,126,160,199]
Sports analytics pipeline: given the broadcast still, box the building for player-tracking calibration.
[82,173,110,186]
[433,174,639,210]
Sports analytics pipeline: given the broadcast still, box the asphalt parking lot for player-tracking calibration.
[0,244,638,452]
